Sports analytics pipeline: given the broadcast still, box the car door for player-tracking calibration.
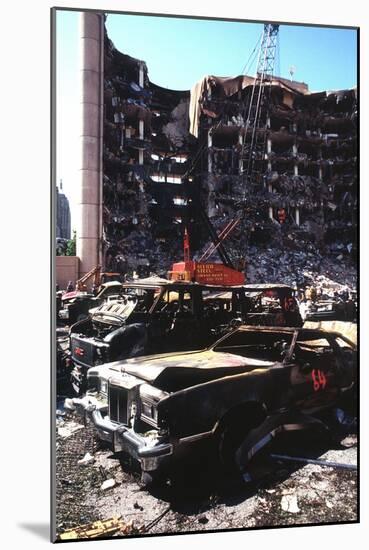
[288,330,340,412]
[168,288,206,349]
[332,335,356,391]
[150,288,201,352]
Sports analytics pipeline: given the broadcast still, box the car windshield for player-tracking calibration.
[293,333,335,367]
[124,288,156,313]
[152,289,193,314]
[335,336,355,349]
[213,330,293,362]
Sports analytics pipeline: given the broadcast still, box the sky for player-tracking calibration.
[56,10,357,231]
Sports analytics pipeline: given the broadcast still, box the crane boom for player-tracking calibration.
[200,23,279,262]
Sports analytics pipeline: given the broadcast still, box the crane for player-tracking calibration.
[169,23,280,285]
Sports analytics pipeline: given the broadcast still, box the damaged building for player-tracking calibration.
[56,181,71,240]
[101,22,357,288]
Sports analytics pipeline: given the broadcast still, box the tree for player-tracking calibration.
[66,230,76,256]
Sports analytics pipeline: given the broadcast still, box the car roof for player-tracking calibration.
[121,279,293,292]
[236,325,296,334]
[121,279,245,291]
[242,283,294,291]
[235,325,352,339]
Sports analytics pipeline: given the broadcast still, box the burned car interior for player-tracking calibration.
[213,330,293,362]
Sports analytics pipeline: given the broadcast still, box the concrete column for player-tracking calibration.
[295,207,300,226]
[208,130,212,173]
[266,138,272,173]
[77,11,104,278]
[139,63,144,88]
[139,119,144,140]
[292,142,298,175]
[268,184,273,218]
[267,138,272,154]
[239,132,243,173]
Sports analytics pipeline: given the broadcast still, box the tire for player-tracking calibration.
[141,470,166,487]
[76,313,88,322]
[216,404,266,472]
[218,424,253,472]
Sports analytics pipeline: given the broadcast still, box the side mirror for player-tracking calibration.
[301,362,312,374]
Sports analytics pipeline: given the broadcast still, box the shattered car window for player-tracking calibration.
[335,336,355,349]
[293,335,333,365]
[153,290,192,313]
[133,290,156,312]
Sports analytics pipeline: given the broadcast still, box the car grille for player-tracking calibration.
[109,384,128,424]
[71,336,95,366]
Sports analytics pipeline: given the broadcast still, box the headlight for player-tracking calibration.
[130,401,138,417]
[59,309,69,319]
[142,401,158,421]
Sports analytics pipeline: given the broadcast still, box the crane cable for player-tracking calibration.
[183,29,263,180]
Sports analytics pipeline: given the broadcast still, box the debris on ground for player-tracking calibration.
[101,478,116,491]
[78,452,95,466]
[57,421,84,439]
[58,516,135,540]
[280,493,300,514]
[55,415,357,537]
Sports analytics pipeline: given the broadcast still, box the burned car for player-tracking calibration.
[66,326,356,483]
[207,283,302,327]
[305,298,356,322]
[58,281,124,325]
[56,328,72,392]
[69,280,302,393]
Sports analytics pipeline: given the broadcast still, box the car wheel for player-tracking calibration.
[218,423,253,472]
[216,405,266,473]
[141,470,166,487]
[76,313,88,322]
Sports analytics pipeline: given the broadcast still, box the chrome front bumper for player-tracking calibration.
[64,395,173,472]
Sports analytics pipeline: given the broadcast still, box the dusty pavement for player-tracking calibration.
[55,410,357,540]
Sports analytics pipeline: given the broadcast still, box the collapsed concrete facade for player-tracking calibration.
[100,20,357,289]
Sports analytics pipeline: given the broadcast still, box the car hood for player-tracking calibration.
[117,350,275,383]
[91,299,138,322]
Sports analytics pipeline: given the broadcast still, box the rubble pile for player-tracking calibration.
[245,246,356,290]
[102,25,356,289]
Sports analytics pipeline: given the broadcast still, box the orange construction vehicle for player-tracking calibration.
[169,227,245,285]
